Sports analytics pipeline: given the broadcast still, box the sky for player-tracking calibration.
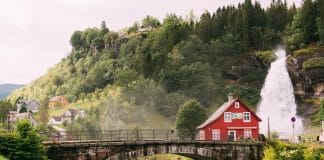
[0,0,302,84]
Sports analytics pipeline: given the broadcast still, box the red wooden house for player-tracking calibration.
[197,94,262,141]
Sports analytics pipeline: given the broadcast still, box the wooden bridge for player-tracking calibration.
[43,129,264,160]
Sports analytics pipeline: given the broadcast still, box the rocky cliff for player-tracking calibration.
[286,45,324,125]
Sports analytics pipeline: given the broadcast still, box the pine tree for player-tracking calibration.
[318,0,324,43]
[301,0,319,44]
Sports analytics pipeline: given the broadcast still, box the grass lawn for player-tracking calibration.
[138,154,192,160]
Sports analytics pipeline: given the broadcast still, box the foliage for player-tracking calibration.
[312,100,324,123]
[0,101,14,127]
[264,140,324,160]
[255,51,276,64]
[292,48,316,57]
[224,84,261,108]
[303,57,324,69]
[0,120,46,160]
[38,97,49,126]
[176,100,207,139]
[9,0,323,131]
[0,155,7,160]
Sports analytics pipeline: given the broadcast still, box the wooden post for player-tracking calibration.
[153,129,155,140]
[118,130,121,141]
[167,130,169,140]
[57,131,60,142]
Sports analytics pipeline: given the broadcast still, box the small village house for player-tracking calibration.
[8,112,39,127]
[197,93,261,141]
[48,108,85,125]
[16,98,40,113]
[48,116,63,125]
[48,96,69,108]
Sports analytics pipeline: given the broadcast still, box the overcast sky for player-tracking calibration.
[0,0,302,84]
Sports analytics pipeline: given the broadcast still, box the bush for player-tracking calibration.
[303,57,324,69]
[255,51,276,63]
[264,140,324,160]
[176,100,207,139]
[0,155,8,160]
[0,120,46,160]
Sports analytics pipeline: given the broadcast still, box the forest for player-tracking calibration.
[6,0,324,130]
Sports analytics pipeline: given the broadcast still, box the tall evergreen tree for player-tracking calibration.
[301,0,319,44]
[318,0,324,43]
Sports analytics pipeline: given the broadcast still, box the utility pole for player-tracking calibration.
[291,117,296,143]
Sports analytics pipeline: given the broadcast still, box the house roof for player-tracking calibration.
[51,116,62,121]
[17,99,40,111]
[67,109,77,115]
[197,98,262,129]
[61,108,84,117]
[12,112,38,123]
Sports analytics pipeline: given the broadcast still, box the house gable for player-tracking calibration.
[197,98,261,141]
[197,99,261,130]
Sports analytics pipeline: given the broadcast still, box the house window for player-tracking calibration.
[212,129,220,140]
[243,112,251,122]
[244,129,252,138]
[199,130,205,140]
[224,112,232,122]
[235,102,240,108]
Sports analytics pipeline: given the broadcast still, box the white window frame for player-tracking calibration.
[244,129,252,138]
[212,129,220,140]
[235,102,240,108]
[224,112,232,122]
[199,130,205,140]
[243,112,251,122]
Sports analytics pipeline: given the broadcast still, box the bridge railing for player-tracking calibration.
[45,129,196,142]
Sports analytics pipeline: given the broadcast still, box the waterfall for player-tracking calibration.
[257,49,303,138]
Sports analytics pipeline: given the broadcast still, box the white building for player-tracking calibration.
[8,112,39,127]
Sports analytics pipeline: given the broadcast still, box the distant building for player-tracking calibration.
[48,96,69,108]
[8,112,38,127]
[48,116,63,125]
[16,99,40,113]
[48,108,85,125]
[61,109,85,123]
[197,94,262,141]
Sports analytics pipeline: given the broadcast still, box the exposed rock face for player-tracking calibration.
[286,46,324,124]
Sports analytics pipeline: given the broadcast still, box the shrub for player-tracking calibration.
[303,57,324,69]
[0,120,46,160]
[292,48,316,57]
[255,51,276,63]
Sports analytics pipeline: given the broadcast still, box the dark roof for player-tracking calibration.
[17,99,40,110]
[51,116,62,121]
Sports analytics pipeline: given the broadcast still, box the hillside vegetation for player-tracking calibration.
[7,0,324,130]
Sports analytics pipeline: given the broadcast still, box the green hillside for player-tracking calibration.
[7,0,324,130]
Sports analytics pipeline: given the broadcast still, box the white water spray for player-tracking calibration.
[257,49,303,138]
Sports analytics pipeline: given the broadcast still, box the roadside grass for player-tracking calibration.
[138,154,192,160]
